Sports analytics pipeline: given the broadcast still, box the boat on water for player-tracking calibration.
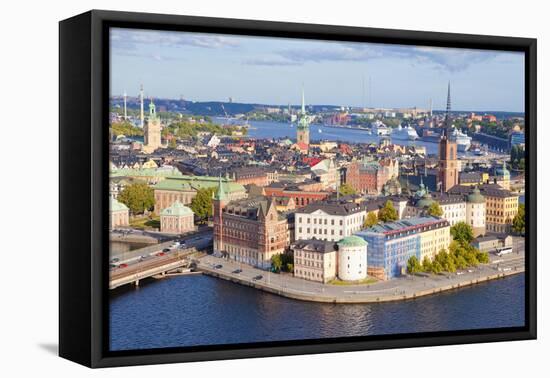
[392,124,419,140]
[318,128,322,133]
[452,128,472,152]
[371,120,391,136]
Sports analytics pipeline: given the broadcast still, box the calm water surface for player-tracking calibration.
[110,273,524,351]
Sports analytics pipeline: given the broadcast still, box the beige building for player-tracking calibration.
[293,240,337,283]
[449,184,518,234]
[109,197,129,230]
[160,201,195,234]
[311,159,340,190]
[407,184,486,237]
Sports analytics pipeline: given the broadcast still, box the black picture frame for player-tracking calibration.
[59,9,537,368]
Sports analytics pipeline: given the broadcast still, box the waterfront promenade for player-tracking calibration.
[197,239,524,304]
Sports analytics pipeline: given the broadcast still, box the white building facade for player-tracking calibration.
[295,201,366,242]
[337,236,368,281]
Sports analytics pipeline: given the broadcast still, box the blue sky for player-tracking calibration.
[110,27,525,112]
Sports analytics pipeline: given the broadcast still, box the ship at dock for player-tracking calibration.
[392,124,419,140]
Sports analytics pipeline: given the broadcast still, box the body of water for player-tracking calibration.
[110,273,524,351]
[216,118,442,155]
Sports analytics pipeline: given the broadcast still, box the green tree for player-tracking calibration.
[512,204,525,234]
[111,121,144,137]
[118,183,154,214]
[286,263,294,273]
[363,211,378,228]
[378,200,399,223]
[271,254,283,272]
[421,256,432,272]
[168,137,177,149]
[427,202,444,217]
[476,251,490,264]
[190,187,215,222]
[339,183,356,196]
[407,256,423,275]
[450,222,474,244]
[431,261,443,274]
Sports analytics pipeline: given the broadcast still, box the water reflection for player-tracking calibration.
[110,274,525,351]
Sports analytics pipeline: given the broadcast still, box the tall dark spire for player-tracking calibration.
[444,81,452,136]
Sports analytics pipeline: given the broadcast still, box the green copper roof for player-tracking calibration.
[467,187,485,203]
[161,201,193,216]
[338,235,368,248]
[495,162,510,177]
[110,167,183,178]
[110,197,128,212]
[416,193,435,208]
[153,175,245,195]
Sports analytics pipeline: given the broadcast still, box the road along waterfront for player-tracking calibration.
[196,246,524,303]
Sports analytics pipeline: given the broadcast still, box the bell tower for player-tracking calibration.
[296,87,310,147]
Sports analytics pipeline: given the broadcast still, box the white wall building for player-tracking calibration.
[295,201,366,242]
[337,236,368,281]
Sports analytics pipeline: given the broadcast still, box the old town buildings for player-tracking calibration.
[212,180,288,269]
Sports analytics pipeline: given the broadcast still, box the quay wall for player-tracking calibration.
[199,266,524,304]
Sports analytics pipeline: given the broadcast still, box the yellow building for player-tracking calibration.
[419,222,451,261]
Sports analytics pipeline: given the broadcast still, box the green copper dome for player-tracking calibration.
[416,193,435,208]
[338,235,368,248]
[467,187,485,203]
[161,201,193,216]
[110,197,129,212]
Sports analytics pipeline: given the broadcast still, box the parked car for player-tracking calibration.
[118,263,128,268]
[110,258,119,263]
[253,275,263,281]
[232,269,242,274]
[214,264,223,269]
[156,252,166,257]
[162,248,170,253]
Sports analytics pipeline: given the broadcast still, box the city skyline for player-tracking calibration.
[111,28,525,112]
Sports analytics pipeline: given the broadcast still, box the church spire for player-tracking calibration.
[301,85,306,115]
[444,81,452,136]
[214,175,227,201]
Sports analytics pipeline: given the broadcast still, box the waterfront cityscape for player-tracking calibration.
[109,29,526,351]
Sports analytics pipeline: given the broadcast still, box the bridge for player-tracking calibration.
[109,229,214,289]
[109,248,200,289]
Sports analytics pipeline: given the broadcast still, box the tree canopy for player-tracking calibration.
[190,187,216,222]
[512,203,525,234]
[378,200,399,223]
[111,121,143,137]
[364,212,378,228]
[407,256,422,275]
[339,183,357,196]
[117,183,154,214]
[427,202,444,217]
[450,222,474,244]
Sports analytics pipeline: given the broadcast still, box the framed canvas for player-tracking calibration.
[59,10,536,368]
